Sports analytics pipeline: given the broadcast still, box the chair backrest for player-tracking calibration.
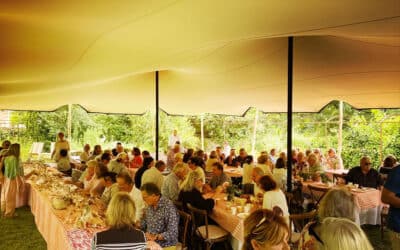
[30,142,44,155]
[289,210,317,236]
[174,200,184,211]
[177,210,191,248]
[333,173,347,184]
[308,184,330,207]
[187,203,209,239]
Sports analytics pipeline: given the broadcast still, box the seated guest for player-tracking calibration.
[178,171,215,212]
[242,155,254,185]
[205,150,219,172]
[77,160,96,189]
[57,149,72,176]
[295,151,307,175]
[243,207,289,250]
[318,217,373,250]
[117,172,145,223]
[79,144,91,163]
[272,157,287,191]
[250,167,264,197]
[256,154,272,176]
[88,145,102,161]
[259,175,289,224]
[299,188,357,249]
[182,148,194,164]
[306,153,323,175]
[162,163,187,201]
[140,183,179,248]
[100,152,112,167]
[142,150,151,159]
[108,152,129,174]
[141,160,166,190]
[206,162,231,190]
[134,157,154,189]
[130,147,143,168]
[235,148,248,167]
[116,142,124,154]
[88,163,107,197]
[325,148,343,170]
[101,172,119,205]
[379,155,397,181]
[91,192,146,250]
[187,157,206,183]
[224,149,237,167]
[346,156,382,188]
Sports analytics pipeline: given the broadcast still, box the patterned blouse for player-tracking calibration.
[141,196,179,247]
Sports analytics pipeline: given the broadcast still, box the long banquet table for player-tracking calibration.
[16,163,161,250]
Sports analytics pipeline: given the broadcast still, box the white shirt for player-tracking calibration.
[168,135,181,147]
[272,168,287,191]
[141,167,164,190]
[262,189,289,225]
[129,186,145,222]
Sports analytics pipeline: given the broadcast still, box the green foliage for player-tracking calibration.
[2,102,399,168]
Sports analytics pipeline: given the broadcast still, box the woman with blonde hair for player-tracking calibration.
[243,207,289,250]
[318,217,373,250]
[178,171,214,212]
[91,192,146,249]
[0,143,24,218]
[299,188,357,249]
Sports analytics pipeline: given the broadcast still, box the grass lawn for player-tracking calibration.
[0,206,46,250]
[362,224,393,250]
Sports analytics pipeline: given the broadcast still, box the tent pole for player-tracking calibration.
[155,71,159,161]
[251,109,259,157]
[67,104,72,141]
[338,100,343,158]
[201,114,205,151]
[287,37,293,192]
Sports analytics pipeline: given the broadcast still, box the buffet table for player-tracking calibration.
[21,162,161,250]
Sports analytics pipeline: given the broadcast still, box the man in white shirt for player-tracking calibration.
[116,172,145,224]
[168,130,181,148]
[141,160,166,190]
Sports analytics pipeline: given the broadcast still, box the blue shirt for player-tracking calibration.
[141,196,179,247]
[384,165,400,232]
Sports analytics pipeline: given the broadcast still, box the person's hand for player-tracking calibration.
[202,184,212,193]
[145,232,157,241]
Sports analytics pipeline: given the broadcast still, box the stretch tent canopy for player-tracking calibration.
[1,1,399,115]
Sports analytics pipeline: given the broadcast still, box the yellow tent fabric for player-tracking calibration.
[1,1,399,115]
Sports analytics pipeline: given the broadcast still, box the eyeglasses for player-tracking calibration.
[364,162,372,166]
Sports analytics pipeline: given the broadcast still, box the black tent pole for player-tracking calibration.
[155,71,159,161]
[287,37,293,192]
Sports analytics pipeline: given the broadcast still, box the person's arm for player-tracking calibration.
[159,205,179,244]
[381,187,400,208]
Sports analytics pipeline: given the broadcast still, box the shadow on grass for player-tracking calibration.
[0,206,46,250]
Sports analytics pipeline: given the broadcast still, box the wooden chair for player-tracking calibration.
[308,184,330,208]
[333,173,347,184]
[176,210,191,250]
[289,210,317,247]
[28,142,44,160]
[173,200,184,211]
[186,204,230,250]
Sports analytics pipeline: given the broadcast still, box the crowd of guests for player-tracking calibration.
[0,134,399,250]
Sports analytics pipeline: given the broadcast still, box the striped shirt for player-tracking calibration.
[92,228,146,250]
